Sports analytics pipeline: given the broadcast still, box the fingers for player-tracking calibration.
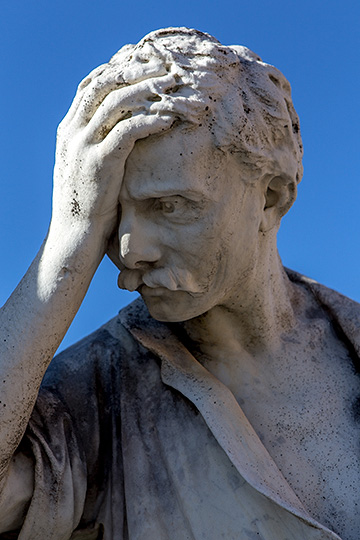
[84,73,177,142]
[61,55,174,132]
[76,64,107,92]
[58,64,109,128]
[60,77,123,131]
[99,113,174,158]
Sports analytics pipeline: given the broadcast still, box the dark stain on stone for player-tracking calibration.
[352,396,360,423]
[71,198,81,216]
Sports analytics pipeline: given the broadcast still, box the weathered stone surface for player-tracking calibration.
[0,28,358,539]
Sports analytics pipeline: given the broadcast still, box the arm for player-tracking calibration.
[0,62,177,525]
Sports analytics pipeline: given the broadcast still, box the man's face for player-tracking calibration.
[117,127,264,322]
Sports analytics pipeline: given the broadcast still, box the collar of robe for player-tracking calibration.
[120,269,360,540]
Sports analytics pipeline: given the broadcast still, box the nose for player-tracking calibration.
[118,211,161,269]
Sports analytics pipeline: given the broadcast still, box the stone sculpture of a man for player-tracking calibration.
[0,28,358,540]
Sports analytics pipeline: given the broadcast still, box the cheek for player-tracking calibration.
[164,221,211,257]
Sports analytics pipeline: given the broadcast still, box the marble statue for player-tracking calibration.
[0,28,359,540]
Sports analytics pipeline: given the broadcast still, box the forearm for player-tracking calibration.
[0,223,105,474]
[0,58,178,478]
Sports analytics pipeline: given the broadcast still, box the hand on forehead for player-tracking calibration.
[77,27,302,186]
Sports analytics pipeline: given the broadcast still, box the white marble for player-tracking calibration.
[0,27,358,539]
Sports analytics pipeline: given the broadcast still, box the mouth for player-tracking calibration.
[137,284,173,297]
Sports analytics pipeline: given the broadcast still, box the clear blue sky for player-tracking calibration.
[1,1,359,352]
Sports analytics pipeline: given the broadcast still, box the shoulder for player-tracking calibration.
[37,301,148,440]
[286,268,360,356]
[40,299,154,411]
[43,300,145,389]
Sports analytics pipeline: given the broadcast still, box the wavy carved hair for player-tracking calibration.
[106,27,303,186]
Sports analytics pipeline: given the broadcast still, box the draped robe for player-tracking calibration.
[4,271,360,540]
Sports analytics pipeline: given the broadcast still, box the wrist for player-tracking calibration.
[45,219,110,274]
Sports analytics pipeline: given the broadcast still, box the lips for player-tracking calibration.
[138,284,171,296]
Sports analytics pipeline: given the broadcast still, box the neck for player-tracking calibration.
[182,234,297,358]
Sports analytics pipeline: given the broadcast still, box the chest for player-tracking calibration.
[220,322,360,538]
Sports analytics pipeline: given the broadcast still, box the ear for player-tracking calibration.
[260,175,297,232]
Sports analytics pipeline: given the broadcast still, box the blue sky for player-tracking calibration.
[1,1,359,352]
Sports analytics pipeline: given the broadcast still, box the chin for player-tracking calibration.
[143,293,213,324]
[144,301,189,323]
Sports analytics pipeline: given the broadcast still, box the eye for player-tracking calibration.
[161,201,176,213]
[151,195,203,223]
[154,197,183,215]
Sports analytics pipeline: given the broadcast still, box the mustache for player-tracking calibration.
[117,267,203,295]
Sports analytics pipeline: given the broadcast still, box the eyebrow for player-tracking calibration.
[125,187,205,201]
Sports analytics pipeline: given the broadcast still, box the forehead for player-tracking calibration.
[122,127,227,200]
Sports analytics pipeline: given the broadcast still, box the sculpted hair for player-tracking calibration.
[105,27,303,185]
